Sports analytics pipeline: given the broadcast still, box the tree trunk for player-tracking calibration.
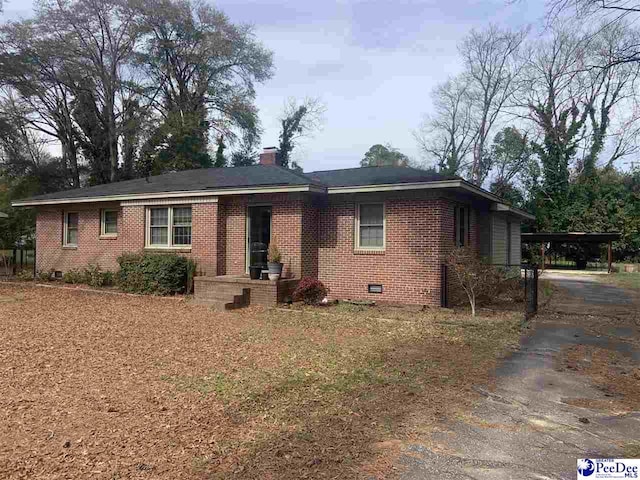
[61,134,80,188]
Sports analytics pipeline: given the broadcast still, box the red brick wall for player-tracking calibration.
[34,190,487,307]
[317,193,447,305]
[36,204,127,273]
[301,199,320,279]
[35,201,219,275]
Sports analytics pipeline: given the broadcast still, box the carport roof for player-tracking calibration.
[522,232,621,243]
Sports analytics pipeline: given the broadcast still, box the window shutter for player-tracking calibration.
[453,206,457,244]
[467,208,471,245]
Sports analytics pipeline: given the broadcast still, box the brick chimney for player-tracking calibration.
[259,147,280,166]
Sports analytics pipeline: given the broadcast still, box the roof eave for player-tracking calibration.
[327,180,535,220]
[490,203,536,221]
[12,184,326,207]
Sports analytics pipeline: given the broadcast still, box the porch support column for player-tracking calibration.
[540,242,545,271]
[608,240,613,273]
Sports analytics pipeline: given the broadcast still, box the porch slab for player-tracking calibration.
[194,275,299,307]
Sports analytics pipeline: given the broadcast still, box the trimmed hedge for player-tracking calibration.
[116,253,196,295]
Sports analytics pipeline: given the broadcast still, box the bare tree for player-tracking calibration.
[447,246,501,317]
[41,0,142,182]
[517,22,640,197]
[417,26,525,182]
[0,20,81,187]
[546,0,640,66]
[415,77,476,175]
[516,26,593,201]
[134,0,274,173]
[461,25,527,185]
[488,126,531,202]
[579,21,640,175]
[277,97,325,170]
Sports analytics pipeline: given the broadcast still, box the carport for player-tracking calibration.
[522,232,621,273]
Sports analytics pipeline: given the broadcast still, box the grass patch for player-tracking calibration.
[622,441,640,457]
[604,272,640,290]
[161,371,232,397]
[541,279,554,299]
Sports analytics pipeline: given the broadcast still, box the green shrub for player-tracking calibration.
[116,252,192,295]
[83,264,107,287]
[63,268,84,284]
[35,268,56,282]
[16,270,34,281]
[101,270,114,286]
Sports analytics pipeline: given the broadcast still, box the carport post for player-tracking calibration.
[608,240,612,273]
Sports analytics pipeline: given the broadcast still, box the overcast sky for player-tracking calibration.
[1,0,546,172]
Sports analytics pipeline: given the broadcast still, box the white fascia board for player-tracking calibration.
[12,184,323,207]
[491,203,536,220]
[328,180,535,220]
[327,180,463,194]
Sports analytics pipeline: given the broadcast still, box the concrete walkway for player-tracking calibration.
[399,274,640,480]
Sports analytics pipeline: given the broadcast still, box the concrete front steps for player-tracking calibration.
[193,275,299,311]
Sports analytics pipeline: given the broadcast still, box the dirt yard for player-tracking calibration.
[0,283,522,479]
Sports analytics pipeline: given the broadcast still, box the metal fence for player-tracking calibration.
[523,265,539,317]
[0,249,35,276]
[441,263,539,318]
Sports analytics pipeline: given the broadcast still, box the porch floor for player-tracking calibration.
[193,275,299,309]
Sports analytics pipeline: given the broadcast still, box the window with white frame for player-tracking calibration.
[146,206,192,247]
[455,205,469,247]
[63,212,79,246]
[101,209,118,236]
[356,203,385,250]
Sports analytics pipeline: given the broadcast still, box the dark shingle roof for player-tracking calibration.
[306,166,457,187]
[20,165,319,202]
[15,164,461,204]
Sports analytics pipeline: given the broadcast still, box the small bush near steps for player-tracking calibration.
[292,277,328,305]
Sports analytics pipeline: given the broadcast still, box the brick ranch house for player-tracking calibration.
[13,148,533,307]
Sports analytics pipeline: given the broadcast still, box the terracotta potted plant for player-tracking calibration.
[267,243,283,280]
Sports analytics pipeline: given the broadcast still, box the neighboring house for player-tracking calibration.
[12,148,533,307]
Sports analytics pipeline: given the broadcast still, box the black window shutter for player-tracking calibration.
[467,208,471,245]
[453,206,457,244]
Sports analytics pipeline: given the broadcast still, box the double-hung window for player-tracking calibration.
[355,203,385,250]
[147,206,192,248]
[63,212,79,247]
[101,209,118,237]
[455,205,469,247]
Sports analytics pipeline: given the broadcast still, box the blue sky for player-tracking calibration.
[1,0,546,171]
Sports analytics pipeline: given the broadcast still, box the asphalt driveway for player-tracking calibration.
[398,273,640,480]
